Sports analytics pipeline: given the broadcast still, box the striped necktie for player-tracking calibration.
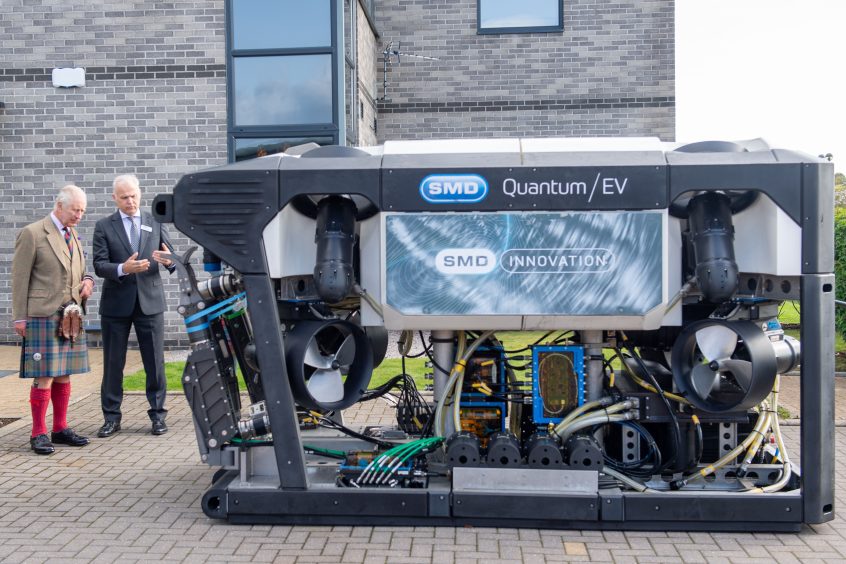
[63,227,73,256]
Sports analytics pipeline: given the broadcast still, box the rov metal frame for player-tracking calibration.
[153,145,835,530]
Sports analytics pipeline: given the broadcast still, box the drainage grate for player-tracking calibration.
[0,370,18,378]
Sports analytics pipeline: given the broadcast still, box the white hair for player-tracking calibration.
[113,174,141,194]
[55,184,86,208]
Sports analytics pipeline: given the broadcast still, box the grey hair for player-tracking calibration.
[55,184,86,208]
[113,174,141,194]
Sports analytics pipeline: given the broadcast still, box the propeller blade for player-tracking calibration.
[717,359,754,391]
[304,338,334,369]
[307,368,344,403]
[690,363,720,398]
[695,324,737,362]
[335,334,356,367]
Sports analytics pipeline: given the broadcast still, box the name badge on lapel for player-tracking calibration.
[140,224,153,232]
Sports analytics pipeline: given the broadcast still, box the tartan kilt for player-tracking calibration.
[19,314,90,378]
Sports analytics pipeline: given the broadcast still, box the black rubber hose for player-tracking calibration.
[313,196,357,303]
[688,192,739,303]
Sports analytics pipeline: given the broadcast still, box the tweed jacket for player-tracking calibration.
[12,215,88,320]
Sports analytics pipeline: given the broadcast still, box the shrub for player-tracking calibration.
[835,208,846,338]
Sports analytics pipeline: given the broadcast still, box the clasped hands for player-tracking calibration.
[124,244,173,274]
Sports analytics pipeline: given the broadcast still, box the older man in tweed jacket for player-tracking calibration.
[12,184,95,455]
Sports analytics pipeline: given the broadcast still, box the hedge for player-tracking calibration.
[835,207,846,338]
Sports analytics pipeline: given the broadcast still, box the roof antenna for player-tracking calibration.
[378,41,439,103]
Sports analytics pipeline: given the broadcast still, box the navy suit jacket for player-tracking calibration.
[93,210,174,317]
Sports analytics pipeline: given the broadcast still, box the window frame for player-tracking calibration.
[476,0,564,35]
[231,133,337,162]
[344,0,358,146]
[225,0,342,162]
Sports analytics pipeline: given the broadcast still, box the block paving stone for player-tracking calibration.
[0,342,845,562]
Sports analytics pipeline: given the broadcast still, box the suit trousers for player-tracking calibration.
[101,299,167,423]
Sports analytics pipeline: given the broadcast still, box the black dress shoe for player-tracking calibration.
[30,434,55,455]
[97,421,121,438]
[51,428,90,447]
[151,420,168,435]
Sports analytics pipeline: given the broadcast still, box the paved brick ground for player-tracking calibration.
[0,346,144,421]
[0,393,844,563]
[1,343,845,563]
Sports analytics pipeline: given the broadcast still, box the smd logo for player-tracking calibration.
[419,174,488,203]
[435,248,497,275]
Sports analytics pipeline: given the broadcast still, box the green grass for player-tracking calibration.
[778,301,801,325]
[123,306,837,391]
[125,362,186,392]
[124,331,569,392]
[780,301,846,370]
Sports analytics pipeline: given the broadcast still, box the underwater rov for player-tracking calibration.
[153,137,834,530]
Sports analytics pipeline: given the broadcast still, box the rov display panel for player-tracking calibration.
[383,211,665,317]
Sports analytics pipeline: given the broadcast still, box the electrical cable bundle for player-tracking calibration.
[359,373,434,436]
[599,421,662,479]
[433,330,495,439]
[552,399,637,443]
[307,411,398,449]
[616,332,684,472]
[672,375,792,493]
[303,444,347,459]
[350,437,444,487]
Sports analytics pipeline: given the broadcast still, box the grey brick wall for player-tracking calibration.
[0,0,227,346]
[373,0,675,142]
[0,0,675,346]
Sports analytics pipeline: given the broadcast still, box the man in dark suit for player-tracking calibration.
[93,174,175,437]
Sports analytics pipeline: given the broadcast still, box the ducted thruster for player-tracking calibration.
[285,319,373,412]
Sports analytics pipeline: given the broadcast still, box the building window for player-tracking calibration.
[231,0,331,49]
[478,0,563,34]
[232,55,333,127]
[227,0,341,161]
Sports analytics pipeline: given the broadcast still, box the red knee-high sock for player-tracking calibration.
[30,387,51,437]
[51,381,72,433]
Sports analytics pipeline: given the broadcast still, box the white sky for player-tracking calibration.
[676,1,846,172]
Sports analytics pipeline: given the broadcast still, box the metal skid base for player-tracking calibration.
[199,441,804,532]
[203,471,803,532]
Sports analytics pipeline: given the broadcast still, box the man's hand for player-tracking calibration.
[123,252,150,274]
[151,243,173,267]
[14,320,26,338]
[80,278,94,300]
